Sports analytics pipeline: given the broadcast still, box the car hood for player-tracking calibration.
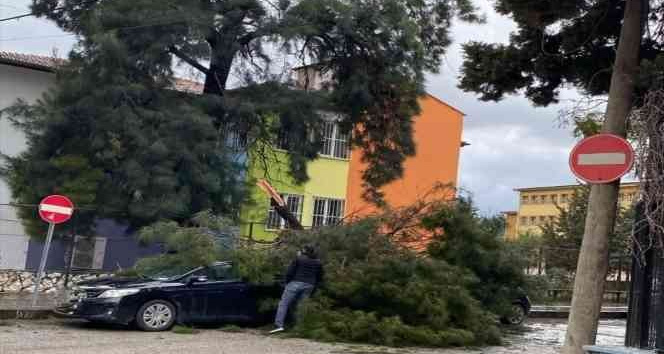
[75,276,180,289]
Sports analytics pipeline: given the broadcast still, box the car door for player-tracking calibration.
[205,263,254,321]
[185,268,220,322]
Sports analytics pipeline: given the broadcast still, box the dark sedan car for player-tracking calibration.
[54,262,282,331]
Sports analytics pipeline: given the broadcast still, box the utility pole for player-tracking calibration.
[562,1,644,353]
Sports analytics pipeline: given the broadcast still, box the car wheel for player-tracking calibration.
[136,300,176,332]
[505,304,527,326]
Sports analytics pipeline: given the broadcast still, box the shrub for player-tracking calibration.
[423,198,529,319]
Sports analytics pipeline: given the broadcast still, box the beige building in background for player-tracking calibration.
[503,182,640,240]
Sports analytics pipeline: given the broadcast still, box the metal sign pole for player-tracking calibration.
[32,222,55,307]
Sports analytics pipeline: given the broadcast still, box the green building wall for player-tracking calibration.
[239,148,349,241]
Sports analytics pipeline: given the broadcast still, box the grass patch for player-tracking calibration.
[172,325,199,334]
[219,325,243,333]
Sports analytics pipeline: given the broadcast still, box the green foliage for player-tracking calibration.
[219,325,243,333]
[423,198,528,318]
[133,211,232,276]
[573,113,603,138]
[127,200,526,348]
[0,0,484,232]
[172,325,199,334]
[458,0,664,105]
[229,246,279,285]
[281,222,501,347]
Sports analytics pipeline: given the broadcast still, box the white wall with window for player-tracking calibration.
[265,194,304,230]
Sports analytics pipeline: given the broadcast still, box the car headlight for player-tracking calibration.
[98,289,141,298]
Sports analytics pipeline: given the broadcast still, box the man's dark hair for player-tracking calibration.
[302,244,318,259]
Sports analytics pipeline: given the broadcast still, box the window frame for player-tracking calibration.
[265,194,304,231]
[319,121,350,160]
[312,197,346,228]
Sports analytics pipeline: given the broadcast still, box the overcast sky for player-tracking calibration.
[0,0,591,215]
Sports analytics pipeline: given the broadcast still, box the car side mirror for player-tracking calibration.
[187,275,208,286]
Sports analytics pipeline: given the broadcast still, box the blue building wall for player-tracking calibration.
[25,219,162,272]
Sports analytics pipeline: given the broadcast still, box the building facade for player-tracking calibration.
[503,182,640,240]
[0,52,186,271]
[345,94,464,216]
[1,51,465,267]
[0,53,58,269]
[239,68,465,240]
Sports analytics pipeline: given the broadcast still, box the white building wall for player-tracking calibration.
[0,64,54,269]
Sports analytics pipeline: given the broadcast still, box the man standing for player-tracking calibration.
[270,245,323,334]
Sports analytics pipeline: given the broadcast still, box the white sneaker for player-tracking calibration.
[269,327,285,334]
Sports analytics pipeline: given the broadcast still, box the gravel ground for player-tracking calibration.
[0,318,626,354]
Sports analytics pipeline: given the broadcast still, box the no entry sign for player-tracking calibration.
[569,134,635,184]
[38,195,74,224]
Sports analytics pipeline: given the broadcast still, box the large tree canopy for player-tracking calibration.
[458,0,664,106]
[1,0,480,236]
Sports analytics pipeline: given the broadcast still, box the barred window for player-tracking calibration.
[277,128,290,151]
[312,198,345,227]
[266,194,304,230]
[521,196,529,204]
[225,129,247,151]
[520,217,528,225]
[319,121,350,159]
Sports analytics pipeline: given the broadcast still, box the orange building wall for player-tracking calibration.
[346,94,464,216]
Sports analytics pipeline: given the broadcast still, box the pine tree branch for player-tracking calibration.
[168,46,209,75]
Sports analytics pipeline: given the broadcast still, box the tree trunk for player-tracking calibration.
[562,1,643,353]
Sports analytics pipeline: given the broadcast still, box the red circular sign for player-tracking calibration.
[569,134,635,184]
[38,195,74,224]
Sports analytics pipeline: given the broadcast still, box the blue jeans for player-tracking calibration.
[274,281,314,328]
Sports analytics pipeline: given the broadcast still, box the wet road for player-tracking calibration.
[493,319,626,353]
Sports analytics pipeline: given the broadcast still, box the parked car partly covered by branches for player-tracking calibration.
[55,262,282,331]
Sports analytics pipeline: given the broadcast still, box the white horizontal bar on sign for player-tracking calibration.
[39,204,73,215]
[578,153,626,166]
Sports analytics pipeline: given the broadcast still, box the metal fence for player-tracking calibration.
[625,203,664,351]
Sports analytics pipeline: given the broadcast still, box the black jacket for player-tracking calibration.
[285,255,324,287]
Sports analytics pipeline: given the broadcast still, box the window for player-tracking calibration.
[70,236,106,270]
[530,216,537,225]
[225,129,247,151]
[561,194,568,203]
[191,263,237,282]
[521,196,529,204]
[520,217,528,225]
[551,195,558,203]
[312,198,345,227]
[539,216,546,224]
[320,121,350,159]
[266,194,304,230]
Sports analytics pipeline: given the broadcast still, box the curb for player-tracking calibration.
[530,306,627,319]
[0,309,52,320]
